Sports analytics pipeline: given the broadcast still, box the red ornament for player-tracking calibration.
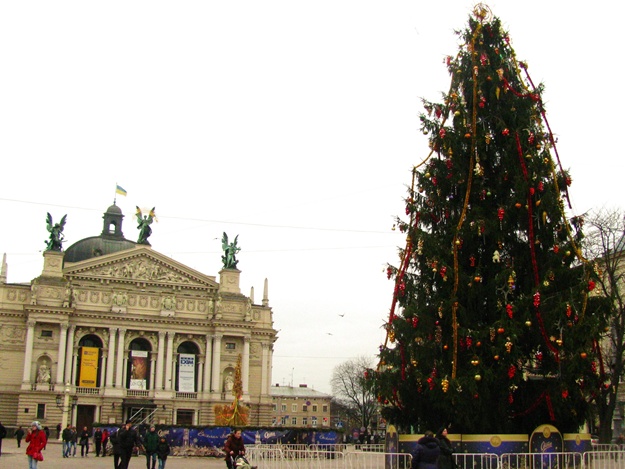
[439,128,446,138]
[588,280,596,291]
[562,389,569,399]
[506,304,513,318]
[533,291,541,308]
[508,393,514,404]
[502,128,510,136]
[508,365,516,378]
[553,245,559,254]
[386,267,393,279]
[412,317,419,328]
[497,208,505,221]
[566,304,572,317]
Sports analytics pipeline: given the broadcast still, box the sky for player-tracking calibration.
[1,1,623,394]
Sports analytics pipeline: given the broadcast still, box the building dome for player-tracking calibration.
[64,203,137,263]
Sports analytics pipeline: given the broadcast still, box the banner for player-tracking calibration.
[79,346,99,387]
[178,353,196,392]
[130,350,148,390]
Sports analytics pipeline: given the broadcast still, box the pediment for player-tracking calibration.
[64,246,218,290]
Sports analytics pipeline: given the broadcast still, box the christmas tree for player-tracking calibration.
[372,5,602,435]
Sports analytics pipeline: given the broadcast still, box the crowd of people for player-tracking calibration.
[410,427,455,469]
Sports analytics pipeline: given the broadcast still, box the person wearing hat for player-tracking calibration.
[25,421,47,469]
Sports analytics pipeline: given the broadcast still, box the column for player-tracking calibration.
[197,358,204,393]
[99,353,107,388]
[155,331,166,390]
[22,319,36,384]
[261,343,269,396]
[64,325,75,384]
[165,332,174,391]
[115,328,126,388]
[106,328,116,387]
[56,323,68,385]
[268,345,274,395]
[242,336,250,395]
[203,335,212,393]
[71,350,78,385]
[210,334,222,392]
[149,354,156,390]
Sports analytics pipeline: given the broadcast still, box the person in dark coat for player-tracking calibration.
[94,427,103,456]
[411,430,441,469]
[436,427,455,469]
[144,425,159,469]
[110,429,123,469]
[80,426,90,457]
[223,429,245,469]
[156,437,170,469]
[16,426,25,448]
[118,421,141,469]
[62,424,73,458]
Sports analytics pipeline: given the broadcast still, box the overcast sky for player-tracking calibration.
[1,1,622,394]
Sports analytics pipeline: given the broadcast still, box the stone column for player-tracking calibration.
[106,328,116,387]
[268,345,274,395]
[261,342,269,396]
[197,358,204,393]
[210,334,222,392]
[115,328,126,388]
[204,335,213,393]
[56,323,68,385]
[149,354,156,390]
[22,319,36,385]
[64,325,75,384]
[155,331,166,390]
[165,332,174,391]
[71,350,78,385]
[99,352,107,388]
[242,337,250,395]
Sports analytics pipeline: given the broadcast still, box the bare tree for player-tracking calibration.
[585,207,625,443]
[330,356,378,431]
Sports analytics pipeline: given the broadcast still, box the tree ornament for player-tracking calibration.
[506,303,513,318]
[441,378,449,393]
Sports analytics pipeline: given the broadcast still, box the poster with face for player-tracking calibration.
[130,350,148,389]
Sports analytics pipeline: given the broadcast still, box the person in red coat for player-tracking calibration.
[25,421,47,469]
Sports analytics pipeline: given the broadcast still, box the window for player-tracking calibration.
[322,405,328,412]
[291,417,297,425]
[312,404,318,412]
[36,404,45,419]
[272,403,277,411]
[281,404,287,412]
[312,416,318,427]
[272,417,277,425]
[41,330,53,338]
[302,405,308,412]
[225,343,236,350]
[302,417,308,426]
[291,404,297,412]
[281,416,287,425]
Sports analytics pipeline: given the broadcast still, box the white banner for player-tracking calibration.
[178,353,196,392]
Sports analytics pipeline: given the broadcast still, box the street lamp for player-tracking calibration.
[58,383,73,438]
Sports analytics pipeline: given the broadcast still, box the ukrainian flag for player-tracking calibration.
[115,185,127,196]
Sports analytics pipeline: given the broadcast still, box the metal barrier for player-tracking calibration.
[246,448,411,469]
[454,453,499,469]
[501,452,583,469]
[584,451,625,469]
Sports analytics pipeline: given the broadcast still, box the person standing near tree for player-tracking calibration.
[16,426,25,448]
[436,427,455,469]
[0,421,6,457]
[410,430,440,469]
[94,427,103,457]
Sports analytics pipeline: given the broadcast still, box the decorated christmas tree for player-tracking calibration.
[371,5,603,435]
[215,354,249,426]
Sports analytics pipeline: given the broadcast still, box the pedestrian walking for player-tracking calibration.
[410,430,440,469]
[42,427,49,450]
[110,428,122,469]
[94,427,103,456]
[80,426,90,457]
[62,424,72,458]
[56,423,61,440]
[25,421,47,469]
[144,425,159,469]
[70,426,78,456]
[102,428,110,456]
[16,426,25,448]
[118,420,141,469]
[156,437,170,469]
[223,429,246,469]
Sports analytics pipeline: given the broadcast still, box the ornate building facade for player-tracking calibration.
[0,204,277,430]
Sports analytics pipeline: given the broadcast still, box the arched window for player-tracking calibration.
[176,341,199,392]
[77,334,103,388]
[127,338,152,390]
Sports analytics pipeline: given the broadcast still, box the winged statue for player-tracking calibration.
[45,212,67,251]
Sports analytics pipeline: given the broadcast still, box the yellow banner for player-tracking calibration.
[79,346,99,387]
